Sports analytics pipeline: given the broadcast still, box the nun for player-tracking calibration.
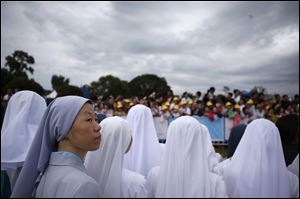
[85,116,147,197]
[11,96,101,198]
[199,123,223,172]
[287,154,299,178]
[123,104,161,177]
[146,116,227,197]
[1,91,47,196]
[223,119,299,197]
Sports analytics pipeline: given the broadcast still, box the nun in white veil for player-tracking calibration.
[146,117,226,197]
[85,116,147,197]
[1,91,47,191]
[123,104,161,176]
[148,116,227,197]
[288,154,299,178]
[200,123,223,172]
[223,118,299,197]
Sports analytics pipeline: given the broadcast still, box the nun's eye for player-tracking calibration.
[87,118,93,122]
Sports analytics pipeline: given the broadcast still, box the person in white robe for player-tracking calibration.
[123,104,161,177]
[147,116,227,197]
[145,166,160,198]
[158,117,223,174]
[1,91,47,193]
[11,96,101,198]
[288,154,299,178]
[200,123,223,172]
[223,118,299,197]
[85,116,147,197]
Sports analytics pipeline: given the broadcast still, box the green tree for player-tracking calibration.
[89,75,128,99]
[1,68,14,96]
[250,86,266,95]
[4,50,35,78]
[2,50,47,96]
[4,77,44,96]
[56,85,83,97]
[51,74,70,90]
[128,74,169,97]
[250,86,267,103]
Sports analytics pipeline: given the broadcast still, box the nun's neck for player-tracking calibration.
[57,141,87,161]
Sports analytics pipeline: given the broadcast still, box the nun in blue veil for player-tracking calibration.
[11,96,101,198]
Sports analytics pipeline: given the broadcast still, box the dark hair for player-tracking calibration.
[276,114,299,166]
[276,114,299,145]
[233,89,239,94]
[227,124,247,158]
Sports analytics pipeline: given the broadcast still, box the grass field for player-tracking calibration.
[214,145,228,159]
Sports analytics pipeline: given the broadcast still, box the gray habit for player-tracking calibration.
[36,152,100,198]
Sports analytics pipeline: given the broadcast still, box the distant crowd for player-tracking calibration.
[1,87,298,130]
[92,87,299,126]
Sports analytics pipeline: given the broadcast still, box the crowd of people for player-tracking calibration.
[1,88,299,198]
[93,87,299,126]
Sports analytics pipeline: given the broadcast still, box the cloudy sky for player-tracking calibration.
[1,1,299,96]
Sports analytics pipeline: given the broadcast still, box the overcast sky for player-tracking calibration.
[1,1,299,96]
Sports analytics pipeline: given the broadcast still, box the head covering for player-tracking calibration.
[96,113,106,123]
[246,99,254,105]
[234,104,240,110]
[11,96,91,198]
[200,123,223,171]
[227,124,247,158]
[123,104,161,176]
[180,99,187,105]
[85,116,131,197]
[206,101,213,106]
[225,102,232,107]
[161,104,168,111]
[1,91,47,170]
[156,116,215,197]
[276,114,299,166]
[287,154,299,177]
[223,119,298,197]
[276,114,299,145]
[173,105,179,110]
[173,96,179,101]
[124,99,131,103]
[117,101,123,109]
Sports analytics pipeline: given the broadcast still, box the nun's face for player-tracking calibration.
[67,103,101,152]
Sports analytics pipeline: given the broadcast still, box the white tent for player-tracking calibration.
[46,90,57,98]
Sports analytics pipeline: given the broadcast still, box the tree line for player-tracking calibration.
[1,50,172,99]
